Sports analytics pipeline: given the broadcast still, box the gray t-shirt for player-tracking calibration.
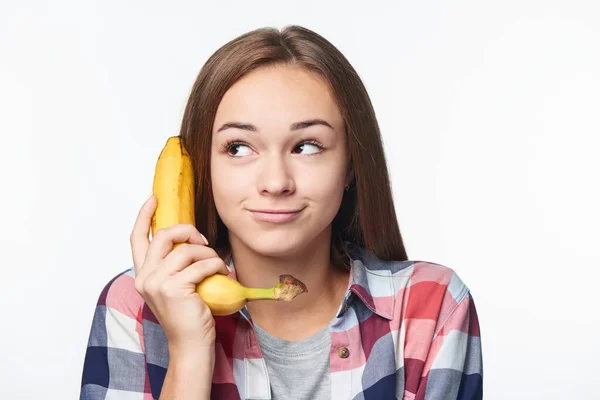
[253,323,331,400]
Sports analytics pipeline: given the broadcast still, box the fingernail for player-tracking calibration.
[145,192,154,203]
[200,233,208,245]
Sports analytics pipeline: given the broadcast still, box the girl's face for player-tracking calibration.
[210,64,350,257]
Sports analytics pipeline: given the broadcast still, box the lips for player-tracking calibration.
[249,209,303,223]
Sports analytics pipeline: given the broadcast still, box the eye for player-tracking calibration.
[223,141,254,157]
[293,141,323,155]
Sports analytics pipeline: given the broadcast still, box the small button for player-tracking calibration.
[338,347,350,358]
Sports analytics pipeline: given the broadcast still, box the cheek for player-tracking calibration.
[299,169,346,213]
[301,160,347,198]
[211,159,235,213]
[212,165,245,205]
[304,177,342,200]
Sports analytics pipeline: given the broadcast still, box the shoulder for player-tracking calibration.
[401,260,472,326]
[346,241,471,300]
[88,267,149,349]
[95,267,145,319]
[407,260,471,300]
[357,250,471,300]
[371,259,478,341]
[352,251,474,326]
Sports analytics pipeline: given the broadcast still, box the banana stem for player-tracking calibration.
[244,275,308,303]
[245,287,277,301]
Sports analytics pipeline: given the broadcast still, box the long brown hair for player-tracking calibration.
[179,25,408,269]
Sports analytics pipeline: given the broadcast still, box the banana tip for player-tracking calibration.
[275,274,308,301]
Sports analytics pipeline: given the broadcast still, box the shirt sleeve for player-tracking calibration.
[416,290,483,400]
[80,269,151,399]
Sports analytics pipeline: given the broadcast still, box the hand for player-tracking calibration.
[129,194,229,351]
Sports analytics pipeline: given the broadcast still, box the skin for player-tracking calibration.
[129,63,353,398]
[211,64,351,340]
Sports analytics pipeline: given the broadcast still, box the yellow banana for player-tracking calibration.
[151,136,307,316]
[151,136,196,243]
[197,273,308,316]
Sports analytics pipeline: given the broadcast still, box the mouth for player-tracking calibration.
[248,208,304,223]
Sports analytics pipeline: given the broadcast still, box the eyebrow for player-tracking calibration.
[216,119,333,133]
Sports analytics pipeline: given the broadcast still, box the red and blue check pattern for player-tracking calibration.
[80,242,483,399]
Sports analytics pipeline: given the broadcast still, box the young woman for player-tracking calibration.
[80,25,483,400]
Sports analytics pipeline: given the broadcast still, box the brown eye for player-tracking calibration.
[293,141,323,155]
[225,142,253,157]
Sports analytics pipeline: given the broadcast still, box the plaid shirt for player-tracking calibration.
[80,242,483,399]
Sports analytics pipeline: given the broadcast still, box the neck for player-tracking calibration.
[226,230,350,341]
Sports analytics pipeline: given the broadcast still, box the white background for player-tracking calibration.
[1,0,599,398]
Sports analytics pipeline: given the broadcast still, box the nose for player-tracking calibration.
[257,153,296,196]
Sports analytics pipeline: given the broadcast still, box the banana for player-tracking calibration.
[151,136,308,316]
[151,136,196,243]
[197,273,308,316]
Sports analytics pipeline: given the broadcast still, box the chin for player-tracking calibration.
[238,230,311,258]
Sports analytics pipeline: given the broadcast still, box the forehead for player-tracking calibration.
[213,64,343,130]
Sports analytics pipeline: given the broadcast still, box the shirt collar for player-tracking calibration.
[339,241,396,320]
[223,241,399,321]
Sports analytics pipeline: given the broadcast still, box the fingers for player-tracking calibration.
[161,243,220,275]
[141,243,219,285]
[170,257,230,287]
[146,224,208,262]
[139,257,228,299]
[130,194,157,274]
